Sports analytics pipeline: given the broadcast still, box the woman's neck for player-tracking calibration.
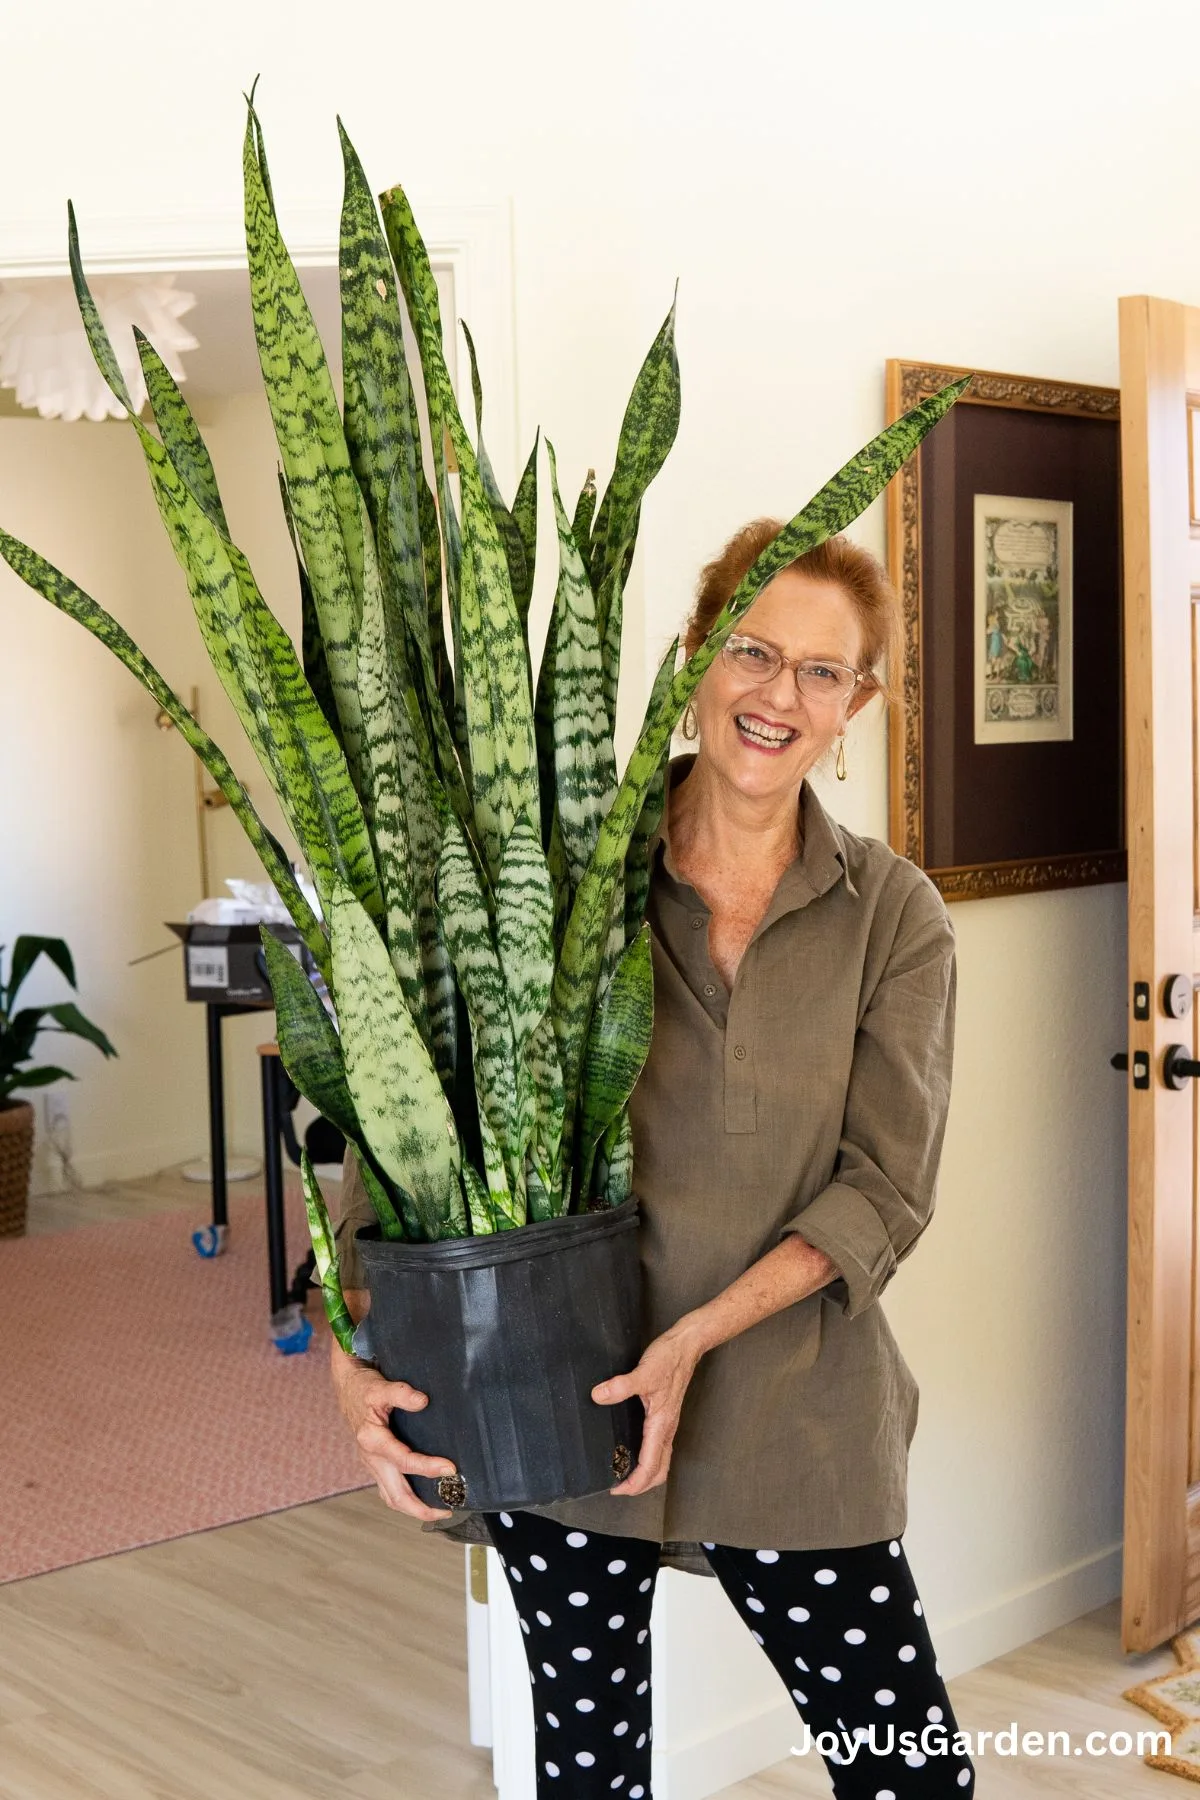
[668,753,803,875]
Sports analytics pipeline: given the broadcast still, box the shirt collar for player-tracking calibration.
[646,752,859,911]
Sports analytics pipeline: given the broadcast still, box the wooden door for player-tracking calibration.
[1119,295,1200,1652]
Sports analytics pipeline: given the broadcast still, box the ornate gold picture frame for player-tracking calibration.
[885,360,1126,903]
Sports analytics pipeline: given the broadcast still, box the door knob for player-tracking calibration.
[1164,1044,1200,1090]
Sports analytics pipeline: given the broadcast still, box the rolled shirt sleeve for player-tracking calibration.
[779,872,957,1319]
[335,1143,377,1293]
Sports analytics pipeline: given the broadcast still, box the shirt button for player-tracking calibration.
[733,1044,747,1060]
[703,983,717,998]
[689,916,705,931]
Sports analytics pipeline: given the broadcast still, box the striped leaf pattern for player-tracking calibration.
[300,1152,356,1354]
[578,926,653,1199]
[545,440,617,889]
[357,1152,413,1242]
[259,929,359,1145]
[511,436,540,624]
[135,330,228,532]
[624,636,679,942]
[329,882,462,1239]
[243,103,365,780]
[436,814,523,1224]
[381,183,538,888]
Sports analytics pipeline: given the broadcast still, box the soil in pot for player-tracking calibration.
[357,1194,645,1512]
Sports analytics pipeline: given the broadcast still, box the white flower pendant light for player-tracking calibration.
[0,274,198,421]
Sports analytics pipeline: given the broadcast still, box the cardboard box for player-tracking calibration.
[165,921,308,1006]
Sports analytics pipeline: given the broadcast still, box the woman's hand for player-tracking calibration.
[592,1322,703,1496]
[331,1339,458,1522]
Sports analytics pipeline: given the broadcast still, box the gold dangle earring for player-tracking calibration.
[835,731,847,781]
[682,702,699,741]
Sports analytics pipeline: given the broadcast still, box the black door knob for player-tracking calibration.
[1164,1044,1200,1090]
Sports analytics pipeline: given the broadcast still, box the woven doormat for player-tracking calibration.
[0,1187,369,1583]
[1125,1629,1200,1781]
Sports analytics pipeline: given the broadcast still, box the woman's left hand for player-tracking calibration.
[591,1323,703,1496]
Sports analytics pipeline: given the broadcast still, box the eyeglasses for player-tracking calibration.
[721,632,869,704]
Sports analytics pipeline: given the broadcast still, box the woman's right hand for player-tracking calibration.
[331,1335,458,1522]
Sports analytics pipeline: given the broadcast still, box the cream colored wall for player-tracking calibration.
[2,0,1197,1676]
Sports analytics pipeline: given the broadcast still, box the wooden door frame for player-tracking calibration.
[1120,294,1198,1652]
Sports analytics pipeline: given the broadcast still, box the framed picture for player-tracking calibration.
[885,360,1125,902]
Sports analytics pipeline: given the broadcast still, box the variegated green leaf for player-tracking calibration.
[300,1151,356,1353]
[381,183,538,887]
[624,636,679,942]
[436,814,522,1223]
[523,1009,565,1221]
[511,434,539,624]
[495,816,555,1053]
[283,473,344,752]
[579,925,653,1199]
[553,377,970,1132]
[135,330,228,533]
[572,468,597,566]
[545,440,617,889]
[356,522,426,1030]
[462,320,530,618]
[601,1109,634,1207]
[0,527,328,979]
[357,1151,411,1242]
[260,928,358,1143]
[329,882,462,1240]
[243,100,364,780]
[590,296,681,724]
[461,1157,499,1236]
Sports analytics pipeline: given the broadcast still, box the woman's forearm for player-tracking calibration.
[665,1234,839,1361]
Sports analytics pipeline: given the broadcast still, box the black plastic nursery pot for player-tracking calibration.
[356,1194,646,1512]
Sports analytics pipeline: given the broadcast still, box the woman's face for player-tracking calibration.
[690,569,874,801]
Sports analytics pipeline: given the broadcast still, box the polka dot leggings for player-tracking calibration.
[482,1509,976,1798]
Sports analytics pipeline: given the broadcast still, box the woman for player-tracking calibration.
[332,522,974,1798]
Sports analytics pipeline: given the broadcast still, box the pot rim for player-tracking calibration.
[356,1192,640,1272]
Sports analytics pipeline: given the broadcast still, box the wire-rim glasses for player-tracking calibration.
[721,631,869,704]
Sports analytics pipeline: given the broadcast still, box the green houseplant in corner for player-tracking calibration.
[0,936,117,1235]
[0,87,966,1508]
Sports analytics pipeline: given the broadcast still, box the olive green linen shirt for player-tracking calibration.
[335,755,957,1579]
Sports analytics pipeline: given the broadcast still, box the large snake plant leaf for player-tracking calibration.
[0,528,328,978]
[67,211,384,929]
[460,1157,500,1236]
[624,636,679,942]
[300,1152,356,1353]
[601,1108,634,1207]
[545,440,618,889]
[329,881,464,1240]
[578,925,653,1200]
[381,184,538,887]
[259,929,360,1147]
[495,817,555,1054]
[280,473,343,750]
[355,521,427,1033]
[135,331,228,533]
[552,377,970,1132]
[462,320,530,618]
[243,102,365,781]
[510,434,539,626]
[589,297,681,726]
[436,814,523,1223]
[337,121,424,542]
[572,469,597,566]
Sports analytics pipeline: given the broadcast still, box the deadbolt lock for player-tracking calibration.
[1163,974,1193,1020]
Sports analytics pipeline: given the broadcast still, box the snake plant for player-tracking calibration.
[0,93,966,1350]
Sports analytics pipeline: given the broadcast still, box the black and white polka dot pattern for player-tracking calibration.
[483,1512,974,1797]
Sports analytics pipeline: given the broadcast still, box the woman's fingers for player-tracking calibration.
[611,1405,676,1495]
[355,1420,457,1519]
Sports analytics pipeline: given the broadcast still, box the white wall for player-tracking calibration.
[2,0,1197,1680]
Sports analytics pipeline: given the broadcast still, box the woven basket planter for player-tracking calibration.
[0,1102,35,1238]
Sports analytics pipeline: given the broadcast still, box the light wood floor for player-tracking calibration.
[2,1180,1183,1798]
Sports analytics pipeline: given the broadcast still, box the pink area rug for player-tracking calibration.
[0,1188,370,1584]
